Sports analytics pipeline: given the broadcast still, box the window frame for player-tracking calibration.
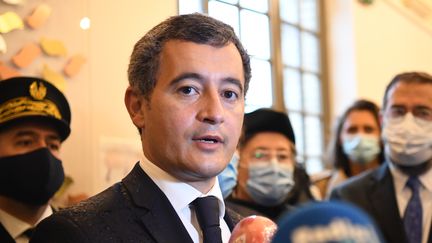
[178,0,330,173]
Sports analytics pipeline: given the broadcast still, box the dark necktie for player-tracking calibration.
[191,196,222,243]
[22,227,34,238]
[403,176,422,243]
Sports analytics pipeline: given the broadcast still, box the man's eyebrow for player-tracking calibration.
[169,73,244,95]
[170,72,203,86]
[46,134,61,141]
[14,130,36,138]
[14,130,60,141]
[254,147,270,151]
[223,78,244,96]
[414,105,432,110]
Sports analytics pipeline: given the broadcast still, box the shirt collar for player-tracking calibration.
[0,205,52,239]
[389,160,432,193]
[139,155,226,217]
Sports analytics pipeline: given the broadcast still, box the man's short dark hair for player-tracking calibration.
[127,13,251,100]
[382,72,432,109]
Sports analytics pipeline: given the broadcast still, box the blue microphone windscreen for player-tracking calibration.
[271,201,385,243]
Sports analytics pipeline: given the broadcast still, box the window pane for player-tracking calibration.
[301,0,319,32]
[289,111,304,157]
[280,0,299,24]
[240,10,270,60]
[209,1,240,35]
[303,73,321,114]
[304,115,323,156]
[245,58,272,112]
[301,31,319,72]
[179,0,203,14]
[239,0,268,13]
[283,68,302,111]
[305,157,323,174]
[281,24,300,67]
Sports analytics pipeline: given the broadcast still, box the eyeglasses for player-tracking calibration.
[251,149,294,163]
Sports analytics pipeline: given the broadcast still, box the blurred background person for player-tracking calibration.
[0,77,71,243]
[325,99,384,197]
[218,151,240,199]
[330,72,432,243]
[226,108,320,220]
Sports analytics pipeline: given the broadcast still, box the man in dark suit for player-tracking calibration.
[330,72,432,243]
[31,13,251,243]
[0,77,71,243]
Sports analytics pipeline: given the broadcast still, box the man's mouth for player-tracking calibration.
[193,135,223,144]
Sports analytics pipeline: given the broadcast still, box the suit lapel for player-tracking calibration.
[224,206,242,231]
[369,163,407,242]
[0,223,15,243]
[122,163,194,243]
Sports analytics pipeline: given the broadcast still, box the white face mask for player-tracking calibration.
[342,134,381,164]
[382,113,432,166]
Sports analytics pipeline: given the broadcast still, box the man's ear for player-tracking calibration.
[124,86,146,129]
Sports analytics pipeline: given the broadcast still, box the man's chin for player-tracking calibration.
[395,159,432,176]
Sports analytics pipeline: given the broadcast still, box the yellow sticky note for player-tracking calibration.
[40,37,67,56]
[0,11,24,33]
[64,54,86,77]
[42,64,67,92]
[2,0,25,5]
[0,61,21,80]
[12,42,41,68]
[0,34,6,54]
[26,4,52,29]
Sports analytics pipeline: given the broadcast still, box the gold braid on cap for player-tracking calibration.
[0,81,62,124]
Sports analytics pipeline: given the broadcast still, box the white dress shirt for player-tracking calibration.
[389,163,432,243]
[139,156,231,243]
[0,205,52,243]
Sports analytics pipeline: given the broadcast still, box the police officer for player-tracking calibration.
[0,76,71,243]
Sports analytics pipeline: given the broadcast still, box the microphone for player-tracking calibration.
[271,201,385,243]
[229,215,277,243]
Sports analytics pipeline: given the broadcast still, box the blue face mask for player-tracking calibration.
[342,134,381,164]
[218,152,239,198]
[246,160,294,206]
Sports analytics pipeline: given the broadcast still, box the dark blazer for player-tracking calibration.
[30,163,239,243]
[330,162,432,243]
[0,223,15,243]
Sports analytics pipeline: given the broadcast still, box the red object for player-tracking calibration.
[229,215,277,243]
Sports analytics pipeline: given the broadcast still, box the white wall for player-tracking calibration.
[0,0,177,196]
[326,0,432,121]
[71,0,177,195]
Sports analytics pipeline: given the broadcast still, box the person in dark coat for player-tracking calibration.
[0,76,71,243]
[226,108,320,221]
[330,72,432,243]
[31,13,251,243]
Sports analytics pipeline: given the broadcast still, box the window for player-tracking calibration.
[178,0,326,174]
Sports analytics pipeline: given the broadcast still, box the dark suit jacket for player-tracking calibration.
[30,163,239,243]
[0,223,15,243]
[330,162,432,243]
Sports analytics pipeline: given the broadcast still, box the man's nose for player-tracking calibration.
[37,139,49,148]
[197,91,225,125]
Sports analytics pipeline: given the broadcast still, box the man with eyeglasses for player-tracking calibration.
[331,72,432,243]
[226,108,320,220]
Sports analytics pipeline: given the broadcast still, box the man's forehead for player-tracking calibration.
[5,122,60,137]
[387,82,432,104]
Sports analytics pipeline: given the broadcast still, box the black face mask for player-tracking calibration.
[0,148,65,205]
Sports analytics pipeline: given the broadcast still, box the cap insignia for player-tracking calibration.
[29,81,47,100]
